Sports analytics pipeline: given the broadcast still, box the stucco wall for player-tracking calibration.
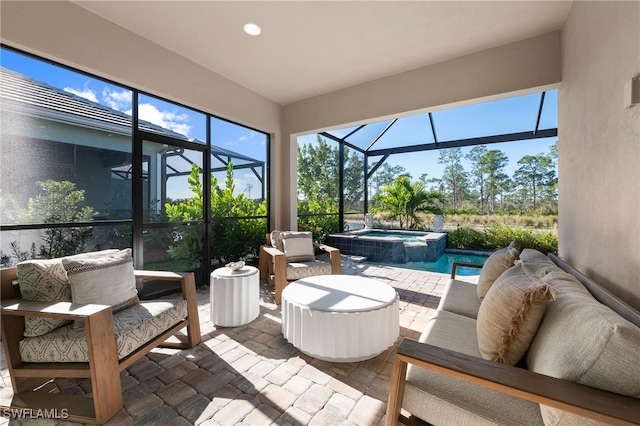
[559,1,640,310]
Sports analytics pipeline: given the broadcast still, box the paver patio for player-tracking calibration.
[0,257,478,426]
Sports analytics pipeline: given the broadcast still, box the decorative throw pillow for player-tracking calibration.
[62,249,139,320]
[270,230,285,252]
[16,249,121,337]
[477,262,556,365]
[281,231,316,262]
[17,259,73,337]
[477,241,519,301]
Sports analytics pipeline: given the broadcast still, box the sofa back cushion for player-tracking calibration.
[477,242,519,301]
[526,270,640,414]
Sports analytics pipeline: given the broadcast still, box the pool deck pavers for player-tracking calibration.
[0,256,479,426]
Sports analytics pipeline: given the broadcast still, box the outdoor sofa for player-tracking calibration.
[387,247,640,425]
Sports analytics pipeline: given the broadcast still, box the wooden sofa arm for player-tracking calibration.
[1,299,111,321]
[386,338,640,426]
[450,262,484,278]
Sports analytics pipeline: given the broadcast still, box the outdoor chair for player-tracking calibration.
[0,249,201,425]
[258,230,341,304]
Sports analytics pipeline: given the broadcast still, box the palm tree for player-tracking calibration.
[373,176,445,230]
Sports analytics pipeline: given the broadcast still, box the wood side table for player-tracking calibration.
[210,265,259,326]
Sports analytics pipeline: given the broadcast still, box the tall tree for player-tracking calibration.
[297,135,340,203]
[482,149,509,212]
[343,149,364,211]
[513,154,556,209]
[465,146,487,210]
[438,148,468,209]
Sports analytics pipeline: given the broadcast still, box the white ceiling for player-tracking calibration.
[72,1,572,106]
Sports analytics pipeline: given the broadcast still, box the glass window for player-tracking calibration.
[1,48,133,232]
[138,94,206,143]
[210,117,268,262]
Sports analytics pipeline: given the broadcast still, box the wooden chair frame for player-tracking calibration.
[0,267,202,425]
[258,233,341,304]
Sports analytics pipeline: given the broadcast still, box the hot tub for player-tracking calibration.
[326,229,447,263]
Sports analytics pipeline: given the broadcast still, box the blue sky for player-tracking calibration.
[297,91,558,183]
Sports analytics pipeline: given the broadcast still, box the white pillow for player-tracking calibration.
[62,248,138,314]
[281,231,315,263]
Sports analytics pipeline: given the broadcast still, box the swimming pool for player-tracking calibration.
[372,252,489,276]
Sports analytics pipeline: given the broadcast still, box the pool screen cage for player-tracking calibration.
[314,90,558,228]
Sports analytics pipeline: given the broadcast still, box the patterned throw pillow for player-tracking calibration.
[281,231,316,263]
[62,249,139,321]
[270,230,285,252]
[17,259,73,337]
[477,241,520,301]
[477,262,556,365]
[16,249,121,337]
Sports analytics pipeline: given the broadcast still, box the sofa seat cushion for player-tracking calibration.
[19,298,187,363]
[438,278,481,319]
[286,260,332,281]
[404,310,543,426]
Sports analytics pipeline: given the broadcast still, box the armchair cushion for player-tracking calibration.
[19,298,187,363]
[281,231,315,262]
[17,249,120,337]
[286,260,333,281]
[62,249,139,318]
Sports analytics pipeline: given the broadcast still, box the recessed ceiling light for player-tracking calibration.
[243,23,262,36]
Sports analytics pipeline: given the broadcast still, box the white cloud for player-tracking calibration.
[137,102,192,137]
[64,86,98,103]
[102,88,132,112]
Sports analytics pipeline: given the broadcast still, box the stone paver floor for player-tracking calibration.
[0,257,478,426]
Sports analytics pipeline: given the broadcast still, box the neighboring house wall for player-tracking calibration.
[559,1,640,310]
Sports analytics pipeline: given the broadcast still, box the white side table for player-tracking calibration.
[210,265,259,327]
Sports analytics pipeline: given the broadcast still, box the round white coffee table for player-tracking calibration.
[210,265,259,327]
[281,275,399,362]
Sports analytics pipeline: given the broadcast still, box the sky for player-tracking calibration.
[1,47,267,199]
[297,91,558,184]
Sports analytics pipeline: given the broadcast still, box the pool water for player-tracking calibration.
[372,252,488,275]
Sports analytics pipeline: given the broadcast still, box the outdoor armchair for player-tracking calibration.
[258,230,341,304]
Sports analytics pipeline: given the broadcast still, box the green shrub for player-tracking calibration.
[448,223,558,254]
